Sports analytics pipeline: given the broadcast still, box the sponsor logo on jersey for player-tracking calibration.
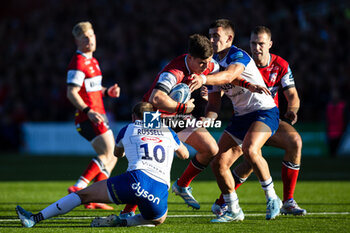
[141,136,162,143]
[220,83,234,91]
[131,182,160,205]
[84,76,102,92]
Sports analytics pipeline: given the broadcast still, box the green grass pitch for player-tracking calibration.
[0,155,350,232]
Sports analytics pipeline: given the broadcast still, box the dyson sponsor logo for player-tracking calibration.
[131,182,160,205]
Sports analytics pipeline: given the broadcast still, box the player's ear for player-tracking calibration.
[269,40,273,49]
[227,34,233,44]
[187,54,193,61]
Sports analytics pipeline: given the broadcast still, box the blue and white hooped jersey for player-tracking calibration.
[208,45,276,116]
[115,120,181,188]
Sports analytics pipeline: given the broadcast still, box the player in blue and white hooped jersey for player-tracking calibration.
[189,19,282,222]
[15,102,189,228]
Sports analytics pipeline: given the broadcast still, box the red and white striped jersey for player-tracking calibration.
[258,53,295,107]
[67,51,106,122]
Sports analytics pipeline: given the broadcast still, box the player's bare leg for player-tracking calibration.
[265,121,305,215]
[210,132,244,222]
[92,130,118,174]
[68,130,116,209]
[213,157,250,214]
[242,121,281,220]
[172,128,218,209]
[211,132,242,194]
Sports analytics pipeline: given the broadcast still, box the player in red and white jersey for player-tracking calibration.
[66,21,121,210]
[258,54,295,108]
[223,26,306,216]
[143,52,217,116]
[137,34,219,211]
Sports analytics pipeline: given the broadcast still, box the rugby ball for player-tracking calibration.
[169,83,191,104]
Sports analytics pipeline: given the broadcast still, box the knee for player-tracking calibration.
[152,214,167,226]
[199,142,219,158]
[207,143,219,157]
[242,146,259,163]
[287,132,302,151]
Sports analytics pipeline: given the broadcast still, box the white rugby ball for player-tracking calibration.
[169,83,191,104]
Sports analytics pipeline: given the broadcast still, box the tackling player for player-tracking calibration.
[190,19,282,222]
[200,25,306,217]
[65,21,121,210]
[16,102,189,228]
[217,26,306,216]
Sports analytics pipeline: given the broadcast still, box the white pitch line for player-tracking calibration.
[2,212,350,222]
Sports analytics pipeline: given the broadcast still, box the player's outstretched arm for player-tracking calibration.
[175,142,189,160]
[189,64,244,90]
[232,76,271,95]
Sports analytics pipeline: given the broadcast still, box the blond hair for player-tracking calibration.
[72,21,93,38]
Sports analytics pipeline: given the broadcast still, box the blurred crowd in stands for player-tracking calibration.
[0,0,349,151]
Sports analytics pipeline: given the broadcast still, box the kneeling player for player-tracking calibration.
[16,102,189,228]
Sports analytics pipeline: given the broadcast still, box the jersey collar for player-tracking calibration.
[184,55,191,74]
[257,54,271,68]
[76,50,92,59]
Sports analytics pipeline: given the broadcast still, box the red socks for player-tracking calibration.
[177,157,206,187]
[80,159,101,183]
[121,204,138,214]
[81,157,110,183]
[281,161,300,201]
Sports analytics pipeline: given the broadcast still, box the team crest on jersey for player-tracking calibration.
[141,136,162,143]
[269,72,277,83]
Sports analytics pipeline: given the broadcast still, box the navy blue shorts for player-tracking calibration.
[225,107,279,143]
[107,170,168,220]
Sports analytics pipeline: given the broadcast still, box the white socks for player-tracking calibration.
[260,177,278,201]
[223,192,241,213]
[40,193,82,220]
[74,176,89,188]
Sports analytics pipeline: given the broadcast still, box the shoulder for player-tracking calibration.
[226,46,251,66]
[116,123,132,144]
[271,54,289,68]
[162,55,187,79]
[68,53,87,70]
